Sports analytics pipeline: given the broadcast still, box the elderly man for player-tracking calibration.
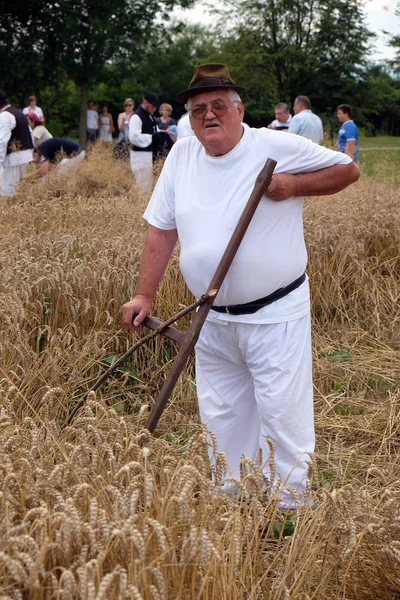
[267,102,292,131]
[0,91,33,196]
[121,64,359,508]
[128,91,159,195]
[288,95,323,144]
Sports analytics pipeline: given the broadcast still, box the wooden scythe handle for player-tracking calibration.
[143,157,277,435]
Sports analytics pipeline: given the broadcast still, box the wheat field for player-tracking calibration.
[0,145,399,599]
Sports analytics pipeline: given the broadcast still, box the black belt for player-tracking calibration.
[211,273,306,316]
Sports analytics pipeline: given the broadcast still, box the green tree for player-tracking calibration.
[211,0,373,123]
[357,65,400,135]
[132,23,222,116]
[0,1,62,105]
[0,0,194,146]
[388,1,400,73]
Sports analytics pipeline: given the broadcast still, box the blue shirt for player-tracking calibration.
[288,110,323,144]
[337,120,358,162]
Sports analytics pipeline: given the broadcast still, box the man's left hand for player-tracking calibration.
[266,173,298,201]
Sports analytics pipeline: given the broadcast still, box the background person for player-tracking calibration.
[22,95,44,123]
[98,104,114,142]
[26,111,53,148]
[23,137,85,180]
[267,102,292,131]
[177,112,195,140]
[288,95,323,143]
[117,98,135,142]
[86,101,99,145]
[121,63,360,509]
[113,98,135,160]
[0,91,33,196]
[156,103,177,136]
[156,102,177,156]
[336,103,358,162]
[128,91,159,195]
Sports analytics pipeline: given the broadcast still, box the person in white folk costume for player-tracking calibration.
[121,63,360,509]
[0,91,33,196]
[128,92,159,195]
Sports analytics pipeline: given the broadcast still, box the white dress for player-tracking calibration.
[99,115,112,142]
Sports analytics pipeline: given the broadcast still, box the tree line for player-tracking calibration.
[1,0,399,144]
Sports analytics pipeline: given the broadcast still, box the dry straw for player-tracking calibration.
[0,144,399,598]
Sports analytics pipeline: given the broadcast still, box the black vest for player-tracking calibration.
[132,106,157,153]
[4,106,34,154]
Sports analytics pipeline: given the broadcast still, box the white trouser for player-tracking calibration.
[0,164,28,196]
[57,150,85,173]
[129,150,153,195]
[195,314,314,508]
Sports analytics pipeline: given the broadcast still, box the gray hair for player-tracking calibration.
[185,89,241,111]
[275,102,290,112]
[295,95,312,110]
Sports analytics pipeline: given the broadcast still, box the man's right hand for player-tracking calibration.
[121,294,152,332]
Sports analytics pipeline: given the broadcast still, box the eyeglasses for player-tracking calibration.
[124,103,133,107]
[189,100,238,120]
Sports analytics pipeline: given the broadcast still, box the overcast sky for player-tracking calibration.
[172,0,399,63]
[365,0,398,61]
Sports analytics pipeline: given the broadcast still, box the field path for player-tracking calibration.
[359,146,400,150]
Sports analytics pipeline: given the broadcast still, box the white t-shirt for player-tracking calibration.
[23,105,44,119]
[144,126,351,324]
[270,115,292,130]
[87,109,99,129]
[32,125,53,148]
[177,114,195,140]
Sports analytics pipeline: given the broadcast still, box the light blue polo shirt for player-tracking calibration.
[288,110,323,144]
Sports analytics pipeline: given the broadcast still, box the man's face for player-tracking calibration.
[337,109,346,123]
[188,89,244,157]
[275,108,289,123]
[143,99,157,115]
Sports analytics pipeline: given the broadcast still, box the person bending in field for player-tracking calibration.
[121,63,360,509]
[23,137,85,181]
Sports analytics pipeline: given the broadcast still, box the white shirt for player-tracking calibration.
[0,106,33,167]
[144,126,351,324]
[32,125,53,148]
[86,109,99,129]
[177,113,194,140]
[129,113,153,149]
[269,115,292,130]
[23,105,44,119]
[288,110,323,144]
